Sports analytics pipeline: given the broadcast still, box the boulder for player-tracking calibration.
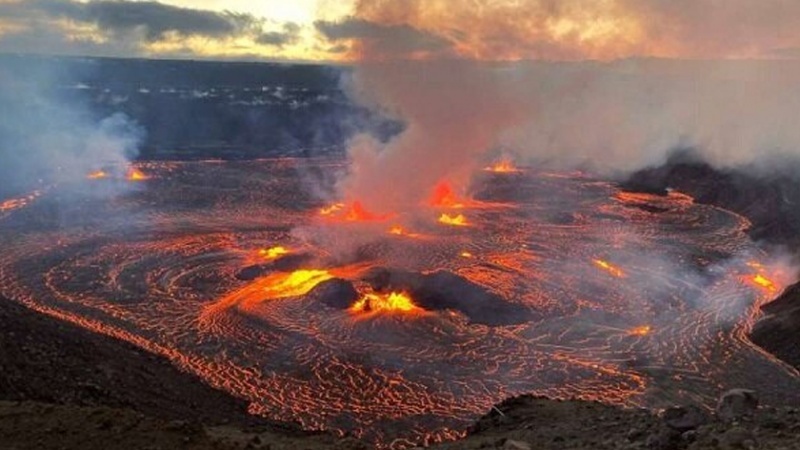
[663,405,710,431]
[717,389,758,422]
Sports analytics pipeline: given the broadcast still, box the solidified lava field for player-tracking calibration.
[1,158,799,448]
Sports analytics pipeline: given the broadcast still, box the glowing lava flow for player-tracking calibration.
[350,292,422,315]
[262,270,333,298]
[87,170,109,180]
[485,160,521,173]
[439,213,468,227]
[430,181,465,208]
[259,246,289,260]
[127,168,149,181]
[753,274,777,292]
[628,325,652,336]
[320,201,390,222]
[593,259,626,278]
[319,203,344,216]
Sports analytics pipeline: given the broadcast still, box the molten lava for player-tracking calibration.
[262,270,333,298]
[319,203,345,216]
[485,160,521,173]
[86,170,109,180]
[350,292,422,315]
[752,274,777,292]
[127,168,149,181]
[593,259,626,278]
[320,201,389,222]
[259,246,289,260]
[439,213,468,227]
[460,251,474,258]
[430,181,465,208]
[629,325,652,336]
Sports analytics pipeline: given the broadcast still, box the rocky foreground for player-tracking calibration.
[3,295,800,449]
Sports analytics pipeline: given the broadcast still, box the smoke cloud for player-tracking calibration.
[320,1,800,214]
[0,57,143,199]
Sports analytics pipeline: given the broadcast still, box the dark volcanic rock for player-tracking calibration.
[308,278,360,309]
[751,283,800,369]
[622,151,800,247]
[663,405,711,432]
[362,267,531,326]
[716,389,759,423]
[0,296,272,428]
[236,253,314,280]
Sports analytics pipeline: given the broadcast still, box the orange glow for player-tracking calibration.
[258,246,289,260]
[593,259,625,278]
[262,270,333,298]
[438,213,468,227]
[628,325,652,336]
[752,274,777,292]
[389,225,405,235]
[485,160,521,173]
[350,292,422,315]
[344,201,382,221]
[127,168,149,181]
[320,202,345,216]
[460,251,474,258]
[320,201,390,222]
[87,170,109,180]
[430,181,465,208]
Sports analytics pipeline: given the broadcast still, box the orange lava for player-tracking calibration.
[439,213,468,227]
[320,201,390,222]
[262,270,333,298]
[430,181,465,208]
[258,246,289,260]
[460,251,474,258]
[319,203,345,216]
[350,292,422,315]
[86,170,109,180]
[593,259,626,278]
[752,274,777,292]
[485,160,521,173]
[345,201,382,221]
[0,190,43,214]
[628,325,652,336]
[127,168,149,181]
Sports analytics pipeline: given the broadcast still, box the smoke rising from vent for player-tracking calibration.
[0,58,143,199]
[338,59,800,213]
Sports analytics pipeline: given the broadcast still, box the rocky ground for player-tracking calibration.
[0,297,360,449]
[3,290,800,449]
[435,391,800,450]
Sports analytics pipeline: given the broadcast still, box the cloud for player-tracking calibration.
[256,22,301,47]
[0,0,260,41]
[345,0,800,61]
[315,17,452,59]
[0,0,315,60]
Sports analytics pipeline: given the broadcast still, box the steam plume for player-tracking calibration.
[0,57,143,198]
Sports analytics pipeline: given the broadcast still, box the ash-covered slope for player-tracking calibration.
[623,151,800,371]
[0,296,359,449]
[0,296,260,425]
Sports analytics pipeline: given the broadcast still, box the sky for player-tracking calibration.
[1,0,800,62]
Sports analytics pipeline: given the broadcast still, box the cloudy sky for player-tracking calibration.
[1,0,799,62]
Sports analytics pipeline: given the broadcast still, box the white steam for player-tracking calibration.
[339,59,800,213]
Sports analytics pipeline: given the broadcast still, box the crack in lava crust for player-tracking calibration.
[1,159,799,448]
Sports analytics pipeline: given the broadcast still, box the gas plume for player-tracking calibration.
[0,58,143,199]
[337,59,800,213]
[327,1,800,214]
